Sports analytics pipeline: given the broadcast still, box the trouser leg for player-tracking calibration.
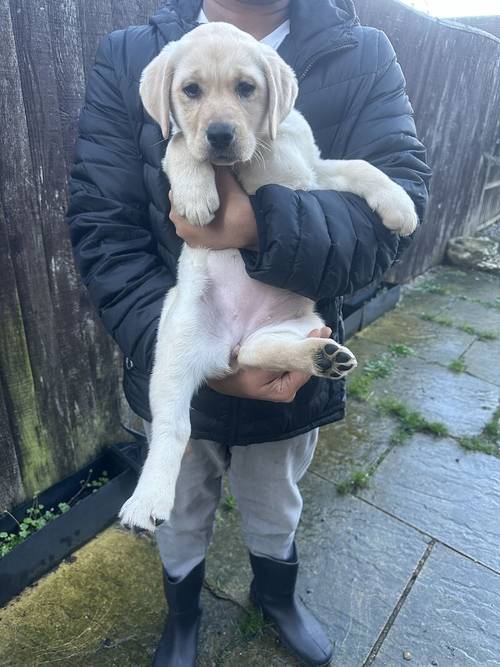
[228,428,319,560]
[143,422,229,580]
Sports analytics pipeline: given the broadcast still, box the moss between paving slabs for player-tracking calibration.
[458,407,500,456]
[448,358,467,373]
[336,469,374,495]
[0,527,165,667]
[377,397,449,445]
[419,312,497,341]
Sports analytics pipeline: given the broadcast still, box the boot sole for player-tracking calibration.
[249,590,332,667]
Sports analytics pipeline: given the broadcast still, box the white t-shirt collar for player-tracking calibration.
[197,8,290,51]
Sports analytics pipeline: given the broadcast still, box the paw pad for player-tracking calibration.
[314,342,357,379]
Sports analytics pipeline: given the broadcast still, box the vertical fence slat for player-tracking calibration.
[356,0,500,282]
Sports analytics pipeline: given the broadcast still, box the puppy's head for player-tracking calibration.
[139,22,298,164]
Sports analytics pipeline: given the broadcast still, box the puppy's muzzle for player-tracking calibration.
[207,123,235,155]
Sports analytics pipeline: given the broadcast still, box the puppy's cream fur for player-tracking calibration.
[119,23,417,531]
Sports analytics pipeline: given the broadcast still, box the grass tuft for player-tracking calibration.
[336,469,372,495]
[420,313,454,327]
[348,353,394,401]
[236,608,266,641]
[416,283,450,295]
[378,397,449,443]
[458,407,499,457]
[458,324,497,341]
[388,343,416,357]
[458,436,497,456]
[419,314,497,341]
[448,358,467,373]
[223,494,237,511]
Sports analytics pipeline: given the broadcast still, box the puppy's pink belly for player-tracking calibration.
[204,250,309,345]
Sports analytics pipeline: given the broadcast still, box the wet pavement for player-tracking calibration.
[0,266,499,666]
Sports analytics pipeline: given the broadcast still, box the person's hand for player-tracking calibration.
[206,327,332,402]
[169,167,258,250]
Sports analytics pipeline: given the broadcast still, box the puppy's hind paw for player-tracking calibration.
[313,340,357,379]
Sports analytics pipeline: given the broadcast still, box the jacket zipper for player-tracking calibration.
[298,41,357,82]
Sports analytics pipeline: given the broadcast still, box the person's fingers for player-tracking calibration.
[264,370,311,403]
[307,326,332,339]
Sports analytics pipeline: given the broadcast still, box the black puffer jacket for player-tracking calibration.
[66,0,430,446]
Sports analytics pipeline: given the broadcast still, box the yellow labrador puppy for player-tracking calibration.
[119,22,417,531]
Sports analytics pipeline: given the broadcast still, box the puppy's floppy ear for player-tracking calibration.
[139,42,177,139]
[261,45,298,140]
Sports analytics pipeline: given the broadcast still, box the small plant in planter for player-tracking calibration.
[0,468,109,559]
[0,502,71,557]
[0,444,138,608]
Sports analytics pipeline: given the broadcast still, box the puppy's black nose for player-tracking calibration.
[206,122,235,150]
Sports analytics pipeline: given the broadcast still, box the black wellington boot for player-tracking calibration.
[249,546,333,667]
[152,559,204,667]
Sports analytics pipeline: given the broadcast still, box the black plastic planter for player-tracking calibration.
[0,444,139,608]
[343,282,400,340]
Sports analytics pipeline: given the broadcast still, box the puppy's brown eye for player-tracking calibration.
[183,83,201,98]
[236,81,255,98]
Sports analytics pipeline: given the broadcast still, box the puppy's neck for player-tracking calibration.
[203,0,290,41]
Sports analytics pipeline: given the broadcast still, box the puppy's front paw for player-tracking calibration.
[172,186,220,226]
[369,185,418,237]
[119,482,175,532]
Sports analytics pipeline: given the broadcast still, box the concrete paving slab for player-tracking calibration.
[310,402,394,485]
[438,298,500,335]
[208,472,429,667]
[296,475,429,667]
[372,544,500,667]
[463,338,500,386]
[360,436,500,572]
[205,493,251,606]
[409,266,500,303]
[357,309,475,366]
[369,356,499,438]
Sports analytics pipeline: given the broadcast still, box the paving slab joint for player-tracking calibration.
[361,539,436,666]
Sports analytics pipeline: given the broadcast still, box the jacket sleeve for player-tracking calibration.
[242,32,431,301]
[66,34,174,372]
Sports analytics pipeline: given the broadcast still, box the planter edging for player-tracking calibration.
[0,445,138,608]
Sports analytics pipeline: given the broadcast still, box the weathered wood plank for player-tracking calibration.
[0,0,63,496]
[356,0,500,282]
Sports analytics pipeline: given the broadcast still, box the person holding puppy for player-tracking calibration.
[66,0,430,665]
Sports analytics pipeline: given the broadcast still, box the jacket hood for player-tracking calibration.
[150,0,359,74]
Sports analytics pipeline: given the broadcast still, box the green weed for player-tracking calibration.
[419,313,453,327]
[348,353,395,401]
[459,407,499,456]
[378,397,449,443]
[458,324,497,341]
[237,608,266,641]
[448,359,467,373]
[1,468,109,558]
[336,469,372,495]
[0,501,70,558]
[388,344,416,357]
[223,494,237,511]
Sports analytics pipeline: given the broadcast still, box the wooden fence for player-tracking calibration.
[356,0,500,281]
[1,0,499,510]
